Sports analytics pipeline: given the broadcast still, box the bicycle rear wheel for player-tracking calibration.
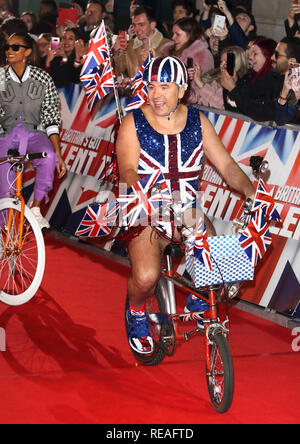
[206,332,234,413]
[0,198,45,306]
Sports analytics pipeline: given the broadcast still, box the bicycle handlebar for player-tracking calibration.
[0,152,47,163]
[25,152,48,160]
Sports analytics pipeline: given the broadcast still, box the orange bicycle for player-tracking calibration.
[0,149,47,306]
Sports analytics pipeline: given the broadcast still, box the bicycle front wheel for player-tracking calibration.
[206,332,234,413]
[0,198,45,306]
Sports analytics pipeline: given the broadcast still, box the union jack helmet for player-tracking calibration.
[143,56,188,88]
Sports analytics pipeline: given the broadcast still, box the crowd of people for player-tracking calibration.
[0,0,298,126]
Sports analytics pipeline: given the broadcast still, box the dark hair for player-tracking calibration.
[1,17,28,37]
[174,17,205,43]
[64,26,89,44]
[38,32,52,42]
[132,6,157,23]
[170,17,205,57]
[87,0,106,13]
[281,37,300,63]
[0,30,6,67]
[171,0,198,17]
[8,32,39,66]
[40,0,58,12]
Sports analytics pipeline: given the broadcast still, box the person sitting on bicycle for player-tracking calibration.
[116,56,255,355]
[0,32,66,229]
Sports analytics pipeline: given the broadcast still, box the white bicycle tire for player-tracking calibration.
[0,198,45,306]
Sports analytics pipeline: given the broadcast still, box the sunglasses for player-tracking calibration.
[4,44,29,52]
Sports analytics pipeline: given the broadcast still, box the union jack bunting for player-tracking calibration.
[186,219,212,271]
[75,201,120,237]
[118,170,172,227]
[125,52,153,112]
[80,21,109,77]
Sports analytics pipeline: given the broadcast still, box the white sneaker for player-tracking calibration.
[31,207,50,230]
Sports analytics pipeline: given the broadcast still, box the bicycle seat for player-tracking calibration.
[164,243,184,257]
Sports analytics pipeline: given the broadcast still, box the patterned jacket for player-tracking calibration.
[0,65,61,137]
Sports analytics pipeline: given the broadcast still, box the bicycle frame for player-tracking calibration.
[5,163,25,253]
[160,251,229,373]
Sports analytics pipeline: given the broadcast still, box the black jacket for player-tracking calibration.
[49,53,81,88]
[228,70,284,122]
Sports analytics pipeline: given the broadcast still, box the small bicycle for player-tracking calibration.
[0,149,47,306]
[125,244,235,414]
[125,157,270,414]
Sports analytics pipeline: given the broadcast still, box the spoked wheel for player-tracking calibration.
[205,332,234,413]
[0,198,45,306]
[125,278,174,366]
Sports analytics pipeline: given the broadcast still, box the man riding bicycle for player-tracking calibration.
[116,56,255,355]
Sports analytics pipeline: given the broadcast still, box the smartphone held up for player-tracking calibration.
[51,37,60,50]
[226,52,235,77]
[118,30,128,50]
[289,62,300,92]
[213,14,226,36]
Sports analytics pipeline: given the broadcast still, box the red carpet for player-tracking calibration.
[0,234,299,424]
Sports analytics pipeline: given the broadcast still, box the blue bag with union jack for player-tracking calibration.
[185,235,255,287]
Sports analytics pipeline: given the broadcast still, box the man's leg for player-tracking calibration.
[126,227,164,354]
[127,226,163,308]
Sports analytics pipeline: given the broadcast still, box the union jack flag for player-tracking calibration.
[80,21,109,77]
[238,178,282,268]
[81,60,117,110]
[252,179,282,222]
[75,201,120,237]
[118,170,172,227]
[80,21,117,110]
[239,206,273,268]
[125,52,153,112]
[186,220,212,271]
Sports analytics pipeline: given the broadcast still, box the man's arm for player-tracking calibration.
[200,113,255,200]
[116,113,141,187]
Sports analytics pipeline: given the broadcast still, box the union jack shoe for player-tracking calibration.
[184,293,210,329]
[127,307,154,354]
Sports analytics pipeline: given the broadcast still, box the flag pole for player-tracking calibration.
[104,22,124,124]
